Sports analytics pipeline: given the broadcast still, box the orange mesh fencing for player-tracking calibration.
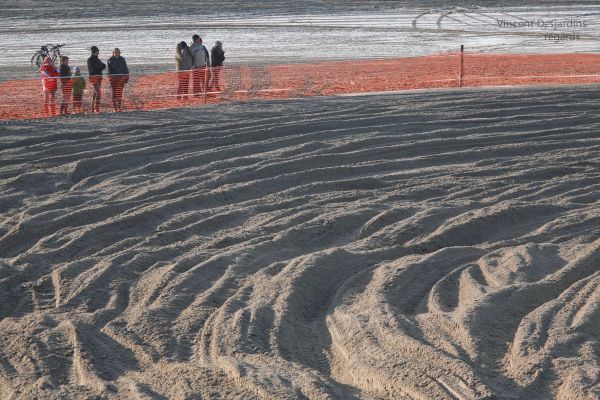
[463,53,600,86]
[2,52,600,121]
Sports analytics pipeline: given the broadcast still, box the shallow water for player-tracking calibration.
[2,4,600,77]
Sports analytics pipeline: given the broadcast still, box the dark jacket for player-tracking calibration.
[60,64,71,77]
[107,56,129,76]
[211,47,225,67]
[87,55,106,77]
[59,65,72,88]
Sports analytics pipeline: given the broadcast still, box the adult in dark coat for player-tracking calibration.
[107,48,130,112]
[209,41,225,92]
[87,46,106,113]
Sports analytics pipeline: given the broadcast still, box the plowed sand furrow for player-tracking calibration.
[1,87,599,398]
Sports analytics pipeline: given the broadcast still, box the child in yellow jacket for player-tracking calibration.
[71,66,86,113]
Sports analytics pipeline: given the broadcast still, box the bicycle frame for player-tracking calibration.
[31,44,65,69]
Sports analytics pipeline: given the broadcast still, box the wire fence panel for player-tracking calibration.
[2,52,600,121]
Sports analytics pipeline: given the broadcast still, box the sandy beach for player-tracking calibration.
[1,86,599,399]
[2,0,600,398]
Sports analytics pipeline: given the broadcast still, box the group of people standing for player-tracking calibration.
[40,56,85,115]
[88,46,130,113]
[175,35,225,99]
[40,46,130,115]
[40,35,225,116]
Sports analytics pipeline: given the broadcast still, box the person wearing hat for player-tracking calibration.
[40,56,59,116]
[175,41,193,100]
[107,48,129,112]
[210,41,225,92]
[87,46,106,113]
[71,66,86,114]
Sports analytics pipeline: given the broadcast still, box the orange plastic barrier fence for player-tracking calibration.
[2,52,600,121]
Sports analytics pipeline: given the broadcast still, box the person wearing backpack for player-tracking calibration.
[71,66,86,114]
[175,41,193,100]
[40,56,59,116]
[87,46,106,113]
[189,34,209,96]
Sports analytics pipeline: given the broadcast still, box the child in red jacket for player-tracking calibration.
[40,57,59,116]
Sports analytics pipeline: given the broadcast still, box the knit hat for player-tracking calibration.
[43,56,52,65]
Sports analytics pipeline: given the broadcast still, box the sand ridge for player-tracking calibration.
[0,87,599,399]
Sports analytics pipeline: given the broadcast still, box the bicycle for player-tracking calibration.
[31,44,65,70]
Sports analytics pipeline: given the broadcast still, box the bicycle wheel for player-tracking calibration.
[31,52,44,69]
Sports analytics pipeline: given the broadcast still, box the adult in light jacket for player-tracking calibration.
[175,41,193,100]
[189,34,209,96]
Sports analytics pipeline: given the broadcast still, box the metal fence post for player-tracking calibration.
[460,45,465,88]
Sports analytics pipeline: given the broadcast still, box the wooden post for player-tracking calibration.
[459,44,465,88]
[204,66,209,104]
